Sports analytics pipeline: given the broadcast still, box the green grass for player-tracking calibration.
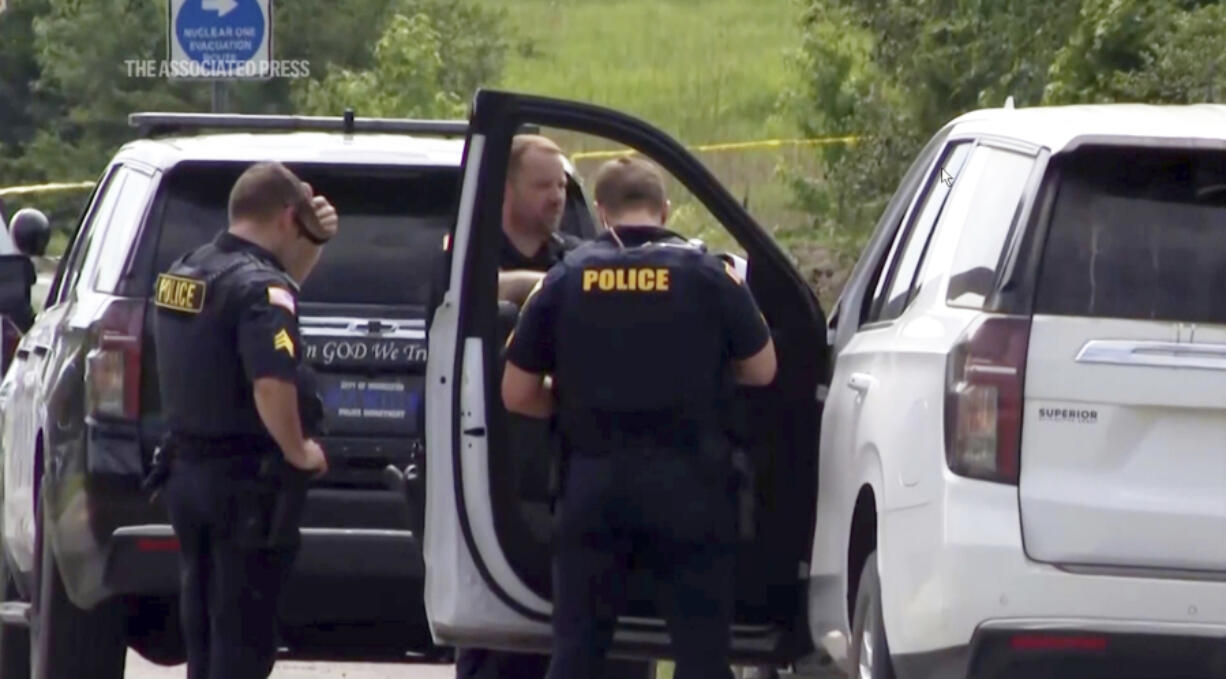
[487,0,800,143]
[48,230,69,258]
[482,0,820,257]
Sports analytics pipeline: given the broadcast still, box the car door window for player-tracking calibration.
[55,167,127,304]
[91,167,155,293]
[942,146,1037,309]
[864,141,973,324]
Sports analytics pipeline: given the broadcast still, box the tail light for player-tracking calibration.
[944,314,1030,484]
[85,298,145,420]
[1010,633,1109,652]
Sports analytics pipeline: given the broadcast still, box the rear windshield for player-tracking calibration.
[1036,147,1226,324]
[151,162,459,307]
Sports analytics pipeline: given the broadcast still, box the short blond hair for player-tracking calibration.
[508,134,564,182]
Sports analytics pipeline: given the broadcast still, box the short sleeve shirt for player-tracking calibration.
[235,275,301,383]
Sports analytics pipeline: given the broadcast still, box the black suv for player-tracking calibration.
[0,112,595,677]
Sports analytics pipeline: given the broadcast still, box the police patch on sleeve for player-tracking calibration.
[268,286,296,315]
[154,273,205,313]
[273,328,295,357]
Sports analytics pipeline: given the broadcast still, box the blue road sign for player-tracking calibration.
[169,0,271,79]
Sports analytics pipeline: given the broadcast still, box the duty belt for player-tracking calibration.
[170,432,277,462]
[560,409,708,456]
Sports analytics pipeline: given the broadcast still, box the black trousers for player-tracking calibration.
[164,454,299,679]
[545,450,736,679]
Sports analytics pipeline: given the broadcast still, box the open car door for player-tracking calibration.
[424,89,828,665]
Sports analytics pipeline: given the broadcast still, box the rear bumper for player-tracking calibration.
[880,475,1226,677]
[896,622,1226,679]
[105,525,423,596]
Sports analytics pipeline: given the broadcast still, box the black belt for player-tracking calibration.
[560,409,709,456]
[169,432,276,462]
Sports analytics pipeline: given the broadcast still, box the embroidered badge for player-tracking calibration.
[268,286,296,315]
[154,273,205,313]
[273,328,295,357]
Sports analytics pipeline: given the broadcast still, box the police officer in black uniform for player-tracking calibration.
[150,161,337,679]
[458,133,578,679]
[502,156,777,679]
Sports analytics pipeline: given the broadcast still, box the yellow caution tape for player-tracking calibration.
[570,135,859,160]
[0,180,96,197]
[0,135,861,194]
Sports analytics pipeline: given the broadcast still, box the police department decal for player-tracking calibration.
[304,339,427,366]
[1037,407,1098,424]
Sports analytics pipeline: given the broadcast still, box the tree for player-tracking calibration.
[2,0,398,187]
[0,0,62,182]
[1045,0,1226,104]
[294,0,509,118]
[783,0,1082,274]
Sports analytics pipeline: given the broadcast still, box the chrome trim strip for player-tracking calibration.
[979,617,1226,637]
[1076,339,1226,371]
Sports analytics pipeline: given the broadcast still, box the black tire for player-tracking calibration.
[0,548,30,679]
[849,551,895,679]
[30,494,126,679]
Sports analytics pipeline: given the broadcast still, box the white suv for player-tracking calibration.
[420,91,1226,679]
[810,103,1226,679]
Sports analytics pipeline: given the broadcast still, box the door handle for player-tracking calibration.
[848,373,876,394]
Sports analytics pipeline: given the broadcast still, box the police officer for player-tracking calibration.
[151,161,337,679]
[457,133,578,679]
[502,156,777,679]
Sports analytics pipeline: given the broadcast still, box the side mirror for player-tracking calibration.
[0,255,36,334]
[9,208,51,258]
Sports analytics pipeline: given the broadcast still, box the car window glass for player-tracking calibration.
[944,146,1036,309]
[91,169,154,293]
[58,168,127,303]
[865,142,972,323]
[1035,147,1226,323]
[541,128,743,258]
[153,163,460,308]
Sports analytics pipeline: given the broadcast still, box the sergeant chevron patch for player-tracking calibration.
[273,328,295,357]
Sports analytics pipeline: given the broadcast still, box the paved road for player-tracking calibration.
[126,651,457,679]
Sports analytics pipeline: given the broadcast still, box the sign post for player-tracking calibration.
[168,0,272,92]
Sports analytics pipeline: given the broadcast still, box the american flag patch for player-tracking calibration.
[268,286,296,315]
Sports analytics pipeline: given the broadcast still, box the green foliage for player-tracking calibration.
[1,0,397,187]
[0,0,403,234]
[30,0,208,182]
[478,0,810,287]
[481,0,798,143]
[785,0,1082,266]
[1046,0,1226,103]
[294,0,509,118]
[0,0,56,162]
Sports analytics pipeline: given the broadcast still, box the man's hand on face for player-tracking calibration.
[301,182,339,241]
